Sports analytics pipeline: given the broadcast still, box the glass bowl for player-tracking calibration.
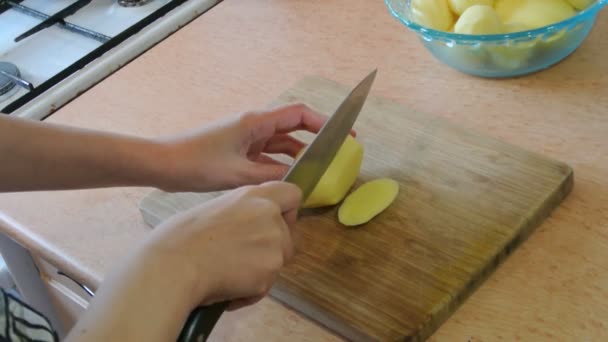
[385,0,607,78]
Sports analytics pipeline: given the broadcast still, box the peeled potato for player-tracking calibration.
[543,29,568,44]
[302,135,364,208]
[338,178,399,227]
[454,5,504,35]
[449,45,490,68]
[448,0,494,16]
[488,21,536,69]
[411,0,455,31]
[495,0,576,29]
[488,44,534,70]
[566,0,594,10]
[503,21,532,33]
[541,28,569,49]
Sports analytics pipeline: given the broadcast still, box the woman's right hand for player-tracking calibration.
[147,180,302,310]
[66,181,301,342]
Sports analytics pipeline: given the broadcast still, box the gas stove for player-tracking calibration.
[0,0,220,120]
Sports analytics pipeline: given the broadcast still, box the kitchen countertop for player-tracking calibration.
[1,0,607,340]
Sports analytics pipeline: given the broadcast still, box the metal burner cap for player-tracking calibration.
[0,62,19,96]
[118,0,152,7]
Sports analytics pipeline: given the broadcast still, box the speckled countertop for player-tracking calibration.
[1,1,607,340]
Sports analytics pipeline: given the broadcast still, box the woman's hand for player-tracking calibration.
[0,103,328,193]
[66,181,301,342]
[156,103,327,192]
[148,181,301,310]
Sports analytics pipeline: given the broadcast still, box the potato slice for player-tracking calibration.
[338,178,399,227]
[302,135,364,208]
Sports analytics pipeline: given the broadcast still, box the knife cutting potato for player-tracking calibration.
[0,69,377,342]
[175,69,396,340]
[176,70,384,341]
[298,135,399,226]
[0,68,399,342]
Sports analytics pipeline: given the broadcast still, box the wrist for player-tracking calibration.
[137,235,213,311]
[136,139,182,191]
[70,245,203,341]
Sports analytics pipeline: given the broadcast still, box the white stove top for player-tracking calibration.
[0,0,219,119]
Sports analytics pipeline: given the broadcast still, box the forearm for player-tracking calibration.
[65,247,199,342]
[0,115,166,192]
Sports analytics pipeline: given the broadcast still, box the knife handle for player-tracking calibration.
[177,301,229,342]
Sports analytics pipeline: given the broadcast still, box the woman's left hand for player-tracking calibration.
[156,103,328,192]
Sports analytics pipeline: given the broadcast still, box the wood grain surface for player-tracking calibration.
[139,76,573,341]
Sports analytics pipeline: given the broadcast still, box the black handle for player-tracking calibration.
[177,301,229,342]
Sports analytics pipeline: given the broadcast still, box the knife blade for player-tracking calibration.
[177,69,377,342]
[283,69,377,201]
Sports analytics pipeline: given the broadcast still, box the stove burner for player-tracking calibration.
[0,62,20,97]
[117,0,152,7]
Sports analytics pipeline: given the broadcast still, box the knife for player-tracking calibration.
[177,69,377,342]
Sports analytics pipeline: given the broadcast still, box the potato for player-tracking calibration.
[338,178,399,227]
[454,5,504,35]
[302,135,364,208]
[503,21,532,33]
[495,0,576,29]
[566,0,594,10]
[541,29,568,47]
[486,19,540,70]
[488,21,536,69]
[448,45,490,68]
[448,0,494,16]
[411,0,455,31]
[488,44,535,70]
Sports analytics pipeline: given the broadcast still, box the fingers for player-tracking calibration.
[262,134,305,157]
[240,103,355,166]
[244,103,327,136]
[192,183,301,309]
[253,154,285,165]
[241,182,299,258]
[266,103,357,136]
[276,212,295,263]
[240,186,296,281]
[252,182,299,260]
[243,161,289,183]
[283,208,298,228]
[250,181,302,214]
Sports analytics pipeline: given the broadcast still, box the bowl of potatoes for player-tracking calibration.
[385,0,607,78]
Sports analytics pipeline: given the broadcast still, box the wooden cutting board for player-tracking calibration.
[139,76,573,341]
